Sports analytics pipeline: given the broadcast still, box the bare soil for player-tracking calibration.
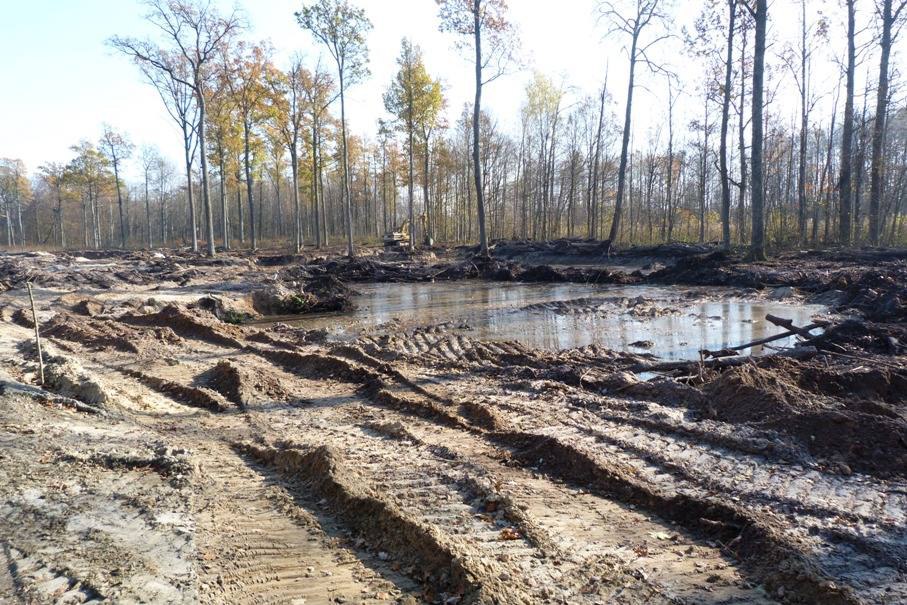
[1,242,905,604]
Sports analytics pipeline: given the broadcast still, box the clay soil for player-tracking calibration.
[0,241,905,604]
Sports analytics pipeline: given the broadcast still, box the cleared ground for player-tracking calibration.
[0,243,905,604]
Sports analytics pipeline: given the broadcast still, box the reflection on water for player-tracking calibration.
[285,281,826,361]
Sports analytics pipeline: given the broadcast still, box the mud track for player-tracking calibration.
[1,244,905,603]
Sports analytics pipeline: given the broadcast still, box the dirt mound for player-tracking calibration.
[257,253,307,267]
[810,318,906,355]
[70,298,105,317]
[10,307,34,328]
[290,256,435,283]
[42,312,181,354]
[190,295,256,324]
[120,304,245,349]
[305,274,356,311]
[702,360,907,477]
[43,355,109,406]
[200,360,291,408]
[251,277,355,316]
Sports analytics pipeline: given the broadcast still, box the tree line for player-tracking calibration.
[2,0,906,258]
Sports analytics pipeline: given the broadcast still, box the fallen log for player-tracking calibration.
[631,346,819,375]
[728,318,828,352]
[765,314,825,339]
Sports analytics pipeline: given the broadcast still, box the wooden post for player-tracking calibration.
[26,282,44,386]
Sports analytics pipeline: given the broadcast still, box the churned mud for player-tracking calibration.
[1,242,905,603]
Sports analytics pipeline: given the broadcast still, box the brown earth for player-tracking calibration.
[0,243,905,604]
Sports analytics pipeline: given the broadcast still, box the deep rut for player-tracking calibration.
[191,439,417,605]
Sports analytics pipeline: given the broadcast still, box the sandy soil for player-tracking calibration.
[0,243,905,604]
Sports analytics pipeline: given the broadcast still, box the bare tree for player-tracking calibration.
[742,0,767,260]
[838,0,857,244]
[718,0,737,249]
[437,0,516,257]
[111,0,241,256]
[599,0,670,247]
[269,56,308,253]
[114,45,200,251]
[140,146,160,248]
[297,0,372,258]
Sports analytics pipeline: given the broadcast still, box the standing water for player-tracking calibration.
[283,281,827,360]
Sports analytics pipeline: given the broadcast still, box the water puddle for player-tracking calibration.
[279,281,827,360]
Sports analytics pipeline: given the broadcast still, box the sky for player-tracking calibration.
[0,0,890,182]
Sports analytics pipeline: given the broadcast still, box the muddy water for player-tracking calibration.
[286,282,827,360]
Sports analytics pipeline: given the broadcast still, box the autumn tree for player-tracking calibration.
[437,0,516,256]
[222,43,272,250]
[385,39,444,249]
[297,0,372,257]
[686,0,737,247]
[68,142,110,249]
[523,72,566,240]
[99,125,134,248]
[206,68,241,250]
[719,0,737,248]
[415,70,445,246]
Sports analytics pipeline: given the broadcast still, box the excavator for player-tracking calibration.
[382,219,410,249]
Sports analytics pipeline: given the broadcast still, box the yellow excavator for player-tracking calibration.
[383,219,410,249]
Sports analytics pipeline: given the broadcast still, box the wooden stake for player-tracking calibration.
[26,282,44,385]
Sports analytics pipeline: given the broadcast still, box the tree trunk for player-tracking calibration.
[838,0,856,245]
[312,118,321,249]
[719,0,735,249]
[407,94,416,251]
[244,119,256,251]
[797,0,809,244]
[609,32,638,246]
[197,89,215,257]
[220,157,229,250]
[144,171,152,248]
[339,69,355,257]
[666,80,675,241]
[113,158,126,248]
[699,94,709,243]
[473,0,489,255]
[423,136,432,244]
[869,0,896,245]
[292,148,301,253]
[737,23,748,244]
[748,0,768,260]
[183,135,197,253]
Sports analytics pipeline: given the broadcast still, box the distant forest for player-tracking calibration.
[2,0,906,259]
